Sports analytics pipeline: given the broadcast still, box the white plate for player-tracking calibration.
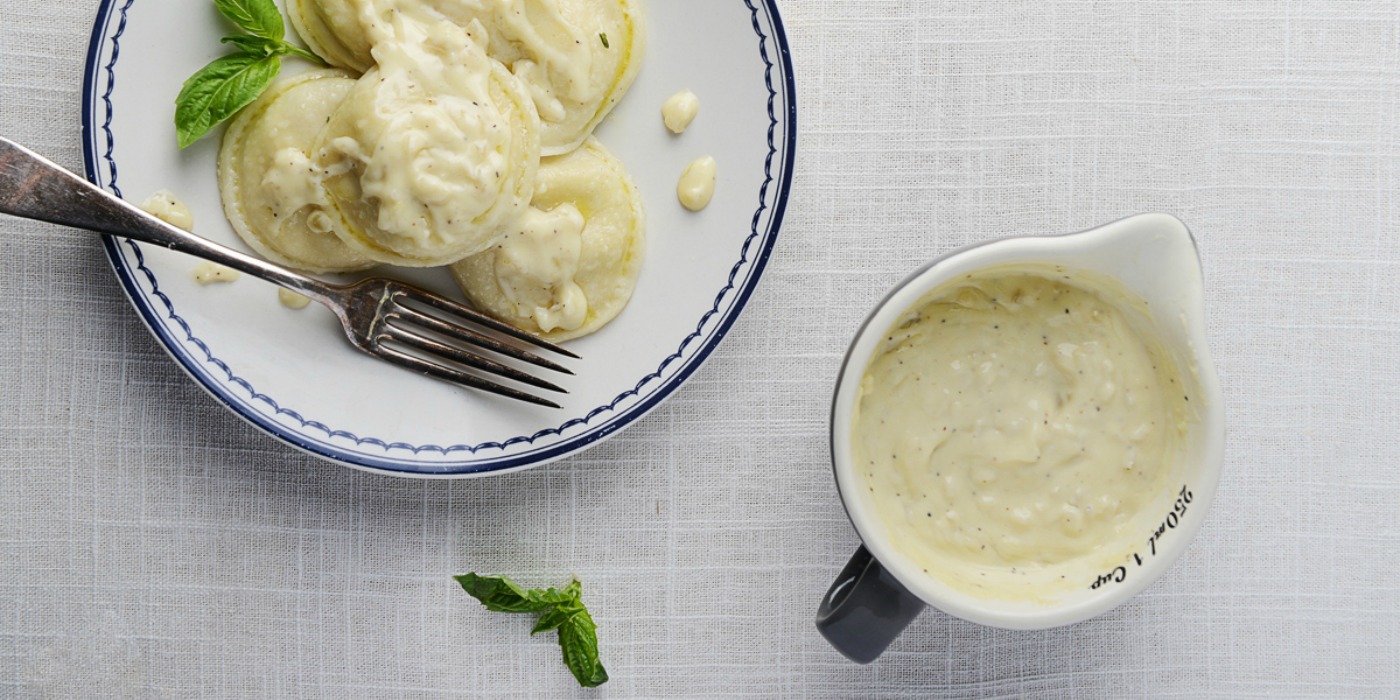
[81,0,796,477]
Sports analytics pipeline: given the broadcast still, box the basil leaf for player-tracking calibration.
[455,574,609,688]
[559,579,582,601]
[220,34,323,63]
[174,52,281,149]
[214,0,285,40]
[530,606,571,635]
[528,582,579,607]
[558,610,608,688]
[219,34,284,58]
[454,573,557,613]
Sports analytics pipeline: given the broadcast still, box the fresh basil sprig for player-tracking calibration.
[174,0,323,149]
[213,0,286,40]
[455,574,609,688]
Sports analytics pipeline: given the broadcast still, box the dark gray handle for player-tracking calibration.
[815,546,926,664]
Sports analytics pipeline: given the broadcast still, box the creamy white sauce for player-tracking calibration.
[262,147,330,227]
[360,0,597,110]
[139,190,194,231]
[662,89,699,134]
[294,0,640,154]
[278,289,313,309]
[677,156,716,211]
[516,59,569,122]
[450,136,644,341]
[492,203,588,332]
[138,192,240,285]
[349,19,514,237]
[192,262,241,285]
[218,69,372,274]
[853,269,1190,599]
[316,14,539,265]
[491,0,596,112]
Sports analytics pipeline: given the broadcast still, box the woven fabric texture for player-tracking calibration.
[3,0,1399,696]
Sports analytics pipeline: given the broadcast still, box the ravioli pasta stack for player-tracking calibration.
[218,0,646,341]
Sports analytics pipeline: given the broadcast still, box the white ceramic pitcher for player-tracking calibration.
[816,213,1225,663]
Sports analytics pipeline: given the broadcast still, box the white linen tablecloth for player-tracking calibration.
[4,0,1399,696]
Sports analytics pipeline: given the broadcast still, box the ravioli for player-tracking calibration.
[290,0,645,154]
[450,137,645,341]
[313,17,541,267]
[217,68,374,273]
[288,0,375,74]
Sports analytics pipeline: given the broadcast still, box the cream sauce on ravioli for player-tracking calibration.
[315,16,540,266]
[292,0,643,153]
[451,137,644,341]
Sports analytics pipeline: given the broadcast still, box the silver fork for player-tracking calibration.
[0,137,577,408]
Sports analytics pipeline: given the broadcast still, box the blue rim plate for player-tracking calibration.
[81,0,797,477]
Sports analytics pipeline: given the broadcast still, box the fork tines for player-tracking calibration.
[402,287,579,360]
[379,283,577,409]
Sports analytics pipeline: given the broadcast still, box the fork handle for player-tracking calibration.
[0,137,336,304]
